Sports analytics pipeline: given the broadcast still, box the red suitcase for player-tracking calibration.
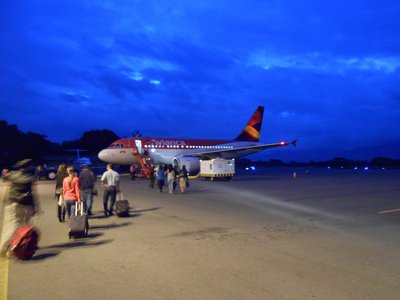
[9,225,40,260]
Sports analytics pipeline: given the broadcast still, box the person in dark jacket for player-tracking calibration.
[55,164,67,222]
[149,164,155,188]
[79,165,96,215]
[156,165,166,192]
[129,164,136,180]
[0,159,40,257]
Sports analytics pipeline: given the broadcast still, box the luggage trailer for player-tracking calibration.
[199,158,235,181]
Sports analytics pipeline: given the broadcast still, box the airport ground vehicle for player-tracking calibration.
[200,158,235,180]
[45,167,57,180]
[36,165,57,180]
[38,164,92,180]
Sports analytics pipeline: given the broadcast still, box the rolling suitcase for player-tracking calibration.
[9,225,40,260]
[68,203,89,239]
[116,192,130,217]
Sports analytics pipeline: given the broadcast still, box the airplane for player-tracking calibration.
[97,106,297,174]
[66,149,92,165]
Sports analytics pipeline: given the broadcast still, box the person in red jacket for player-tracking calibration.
[63,166,81,221]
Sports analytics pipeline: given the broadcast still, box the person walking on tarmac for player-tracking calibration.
[149,164,155,188]
[79,165,96,215]
[156,164,165,192]
[173,165,179,192]
[101,164,120,216]
[179,165,189,193]
[62,166,81,221]
[55,164,67,222]
[129,164,136,180]
[0,159,40,257]
[167,165,176,194]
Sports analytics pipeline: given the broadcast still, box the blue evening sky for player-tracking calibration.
[1,1,399,161]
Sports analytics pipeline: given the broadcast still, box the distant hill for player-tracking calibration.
[254,142,400,163]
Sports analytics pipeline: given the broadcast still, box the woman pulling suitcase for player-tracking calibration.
[62,166,81,221]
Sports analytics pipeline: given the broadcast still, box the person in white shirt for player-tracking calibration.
[101,164,120,216]
[167,165,176,194]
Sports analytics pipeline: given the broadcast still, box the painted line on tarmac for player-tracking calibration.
[0,209,9,300]
[0,258,9,300]
[378,208,400,214]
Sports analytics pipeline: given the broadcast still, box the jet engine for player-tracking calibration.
[172,156,200,175]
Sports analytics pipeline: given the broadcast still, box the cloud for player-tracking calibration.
[0,0,400,160]
[248,51,400,74]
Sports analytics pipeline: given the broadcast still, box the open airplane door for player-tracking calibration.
[134,139,152,178]
[135,140,142,154]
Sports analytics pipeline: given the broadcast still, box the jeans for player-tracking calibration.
[103,186,117,213]
[64,200,77,219]
[81,189,93,213]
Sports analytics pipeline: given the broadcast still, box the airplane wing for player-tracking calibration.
[191,140,297,159]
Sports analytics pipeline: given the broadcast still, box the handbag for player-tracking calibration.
[55,187,63,195]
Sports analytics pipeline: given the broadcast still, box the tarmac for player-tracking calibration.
[1,167,400,300]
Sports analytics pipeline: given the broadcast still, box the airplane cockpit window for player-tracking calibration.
[109,143,125,148]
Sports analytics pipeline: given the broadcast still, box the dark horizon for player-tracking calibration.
[1,118,399,166]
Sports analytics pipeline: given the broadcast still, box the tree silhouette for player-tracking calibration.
[78,129,120,155]
[0,120,60,167]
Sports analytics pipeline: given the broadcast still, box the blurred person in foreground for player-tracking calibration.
[0,159,40,257]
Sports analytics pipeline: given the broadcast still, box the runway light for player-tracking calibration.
[280,141,285,145]
[364,166,369,170]
[354,167,358,170]
[250,166,256,171]
[245,167,249,170]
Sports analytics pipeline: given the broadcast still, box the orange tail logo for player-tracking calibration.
[235,106,264,142]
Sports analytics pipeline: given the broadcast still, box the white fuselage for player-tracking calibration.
[98,137,258,166]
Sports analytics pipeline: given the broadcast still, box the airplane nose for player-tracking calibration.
[98,149,109,162]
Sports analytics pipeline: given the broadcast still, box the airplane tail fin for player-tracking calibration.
[234,106,264,142]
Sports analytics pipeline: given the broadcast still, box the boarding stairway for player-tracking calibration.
[132,147,153,178]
